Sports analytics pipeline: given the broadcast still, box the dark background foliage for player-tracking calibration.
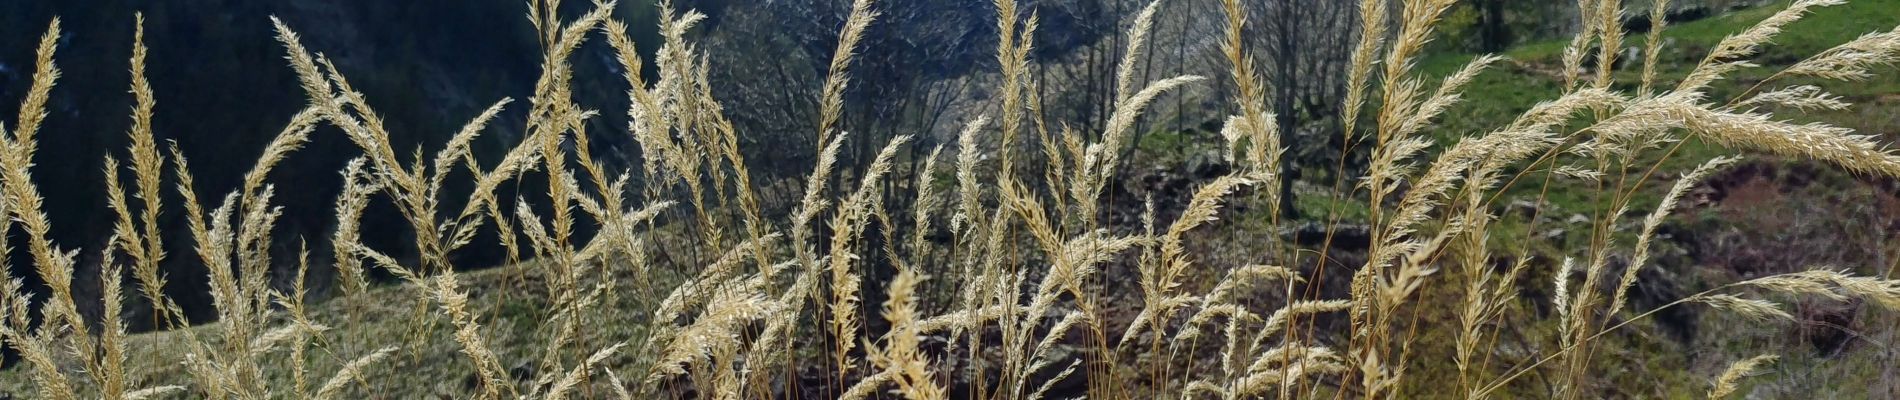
[0,0,662,328]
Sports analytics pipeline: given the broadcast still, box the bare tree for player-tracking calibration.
[1253,0,1357,218]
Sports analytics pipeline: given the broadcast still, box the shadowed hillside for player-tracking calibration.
[0,0,660,329]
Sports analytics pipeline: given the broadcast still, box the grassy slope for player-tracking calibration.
[1404,1,1900,397]
[1426,0,1900,187]
[1405,0,1899,252]
[1271,1,1900,257]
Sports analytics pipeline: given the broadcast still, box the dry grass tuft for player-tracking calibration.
[3,0,1900,398]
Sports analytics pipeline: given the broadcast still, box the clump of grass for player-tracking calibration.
[3,0,1900,398]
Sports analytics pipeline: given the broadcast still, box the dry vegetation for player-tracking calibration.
[2,0,1900,398]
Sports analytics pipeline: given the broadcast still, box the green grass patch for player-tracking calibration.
[1294,189,1374,223]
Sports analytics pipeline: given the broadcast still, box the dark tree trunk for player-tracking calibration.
[1272,1,1302,219]
[1479,0,1511,52]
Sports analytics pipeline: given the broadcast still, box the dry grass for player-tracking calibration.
[2,0,1900,398]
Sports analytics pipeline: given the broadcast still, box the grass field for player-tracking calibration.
[4,0,1900,398]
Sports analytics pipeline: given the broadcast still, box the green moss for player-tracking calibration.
[1136,130,1199,157]
[1294,190,1373,223]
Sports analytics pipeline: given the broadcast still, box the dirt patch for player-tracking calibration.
[1674,158,1900,354]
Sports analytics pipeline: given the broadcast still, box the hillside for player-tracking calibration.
[1420,0,1900,396]
[0,0,662,329]
[1129,0,1900,396]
